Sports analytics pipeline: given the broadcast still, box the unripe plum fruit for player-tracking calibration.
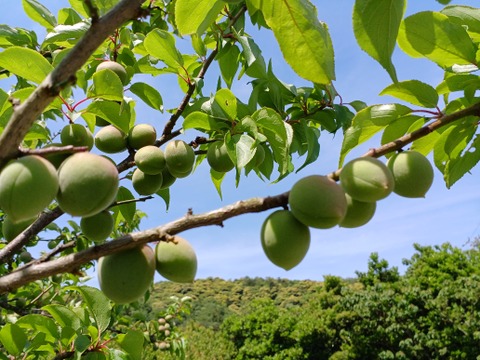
[80,211,114,244]
[339,194,377,228]
[128,124,157,150]
[0,155,59,222]
[159,167,176,189]
[289,175,347,229]
[43,143,71,168]
[94,125,127,154]
[207,141,234,173]
[164,140,195,178]
[96,60,128,85]
[60,124,94,150]
[3,216,36,242]
[98,244,156,304]
[134,145,166,175]
[56,152,119,217]
[19,251,32,263]
[132,168,163,195]
[387,151,434,198]
[340,157,394,202]
[155,236,197,283]
[261,210,310,270]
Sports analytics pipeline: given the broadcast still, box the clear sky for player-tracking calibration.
[1,1,479,285]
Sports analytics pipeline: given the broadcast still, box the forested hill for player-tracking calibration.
[151,276,324,312]
[143,243,480,359]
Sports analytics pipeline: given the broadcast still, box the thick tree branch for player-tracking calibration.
[0,193,289,293]
[0,0,145,169]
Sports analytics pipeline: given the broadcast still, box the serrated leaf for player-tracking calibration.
[436,74,480,95]
[253,107,293,176]
[117,330,144,360]
[0,324,27,356]
[0,46,53,84]
[183,111,230,132]
[231,134,256,168]
[175,0,224,35]
[16,314,59,343]
[434,122,476,172]
[75,334,91,353]
[218,43,240,88]
[144,29,183,69]
[0,25,37,47]
[397,11,477,68]
[58,7,83,25]
[84,101,131,134]
[66,286,112,336]
[42,21,90,48]
[353,0,405,82]
[444,134,480,187]
[129,82,163,111]
[22,0,57,29]
[255,0,335,84]
[441,6,480,41]
[212,88,237,121]
[339,104,411,166]
[380,80,439,108]
[42,305,82,330]
[88,69,124,102]
[237,35,267,79]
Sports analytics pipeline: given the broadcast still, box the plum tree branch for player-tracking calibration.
[328,101,480,180]
[0,193,289,293]
[0,0,145,169]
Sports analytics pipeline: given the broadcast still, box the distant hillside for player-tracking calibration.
[150,277,324,328]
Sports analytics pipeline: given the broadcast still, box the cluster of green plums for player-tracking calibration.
[98,236,198,304]
[261,151,434,270]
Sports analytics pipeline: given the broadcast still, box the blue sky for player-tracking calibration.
[1,1,480,284]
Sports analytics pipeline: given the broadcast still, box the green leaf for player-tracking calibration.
[42,304,82,331]
[117,330,144,360]
[144,29,183,69]
[155,188,170,211]
[183,111,230,132]
[210,168,227,199]
[293,122,320,172]
[175,0,224,35]
[255,0,335,84]
[441,6,480,41]
[75,334,91,353]
[16,314,59,343]
[115,186,136,225]
[212,88,237,121]
[66,286,112,336]
[84,101,132,134]
[0,25,37,48]
[229,134,256,169]
[0,324,27,356]
[22,0,57,29]
[88,69,124,102]
[0,46,53,84]
[129,82,163,111]
[237,35,267,79]
[444,135,480,187]
[339,104,411,166]
[253,108,293,176]
[58,7,83,25]
[353,0,405,82]
[436,74,480,95]
[42,21,90,48]
[397,11,477,68]
[381,114,422,154]
[218,43,241,88]
[380,80,439,108]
